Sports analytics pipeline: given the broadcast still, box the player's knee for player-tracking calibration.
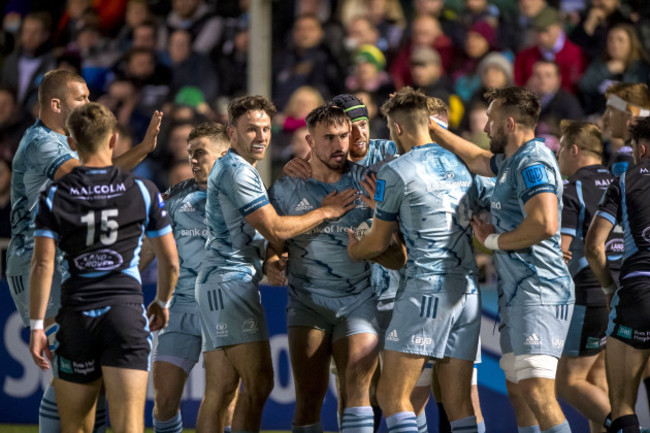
[153,395,181,421]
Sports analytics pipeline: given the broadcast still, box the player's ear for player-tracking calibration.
[226,124,236,141]
[394,122,402,136]
[51,98,62,113]
[108,131,118,150]
[306,133,315,149]
[67,136,78,151]
[506,116,516,132]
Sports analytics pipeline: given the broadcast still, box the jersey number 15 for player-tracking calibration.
[80,209,119,246]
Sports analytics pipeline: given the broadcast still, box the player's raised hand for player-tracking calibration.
[470,214,496,245]
[29,329,52,371]
[147,300,170,331]
[283,153,312,179]
[140,110,164,153]
[320,188,358,219]
[360,173,377,209]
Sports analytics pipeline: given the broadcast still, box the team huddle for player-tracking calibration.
[9,69,650,433]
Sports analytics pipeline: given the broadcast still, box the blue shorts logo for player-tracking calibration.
[522,164,549,189]
[375,179,386,203]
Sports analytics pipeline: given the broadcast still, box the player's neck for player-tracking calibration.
[505,130,536,157]
[310,160,344,183]
[79,150,113,168]
[39,112,66,136]
[402,130,433,152]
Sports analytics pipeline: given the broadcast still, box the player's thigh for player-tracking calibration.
[557,353,600,384]
[102,366,149,432]
[223,340,274,390]
[203,349,240,396]
[605,337,650,400]
[332,332,379,385]
[153,303,202,374]
[288,326,332,394]
[563,303,608,357]
[607,278,650,349]
[153,361,189,408]
[53,377,102,432]
[377,350,426,399]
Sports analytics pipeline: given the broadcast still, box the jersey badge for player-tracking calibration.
[522,164,549,189]
[375,179,386,203]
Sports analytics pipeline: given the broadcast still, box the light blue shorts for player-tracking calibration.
[196,276,269,352]
[384,278,481,360]
[499,302,574,358]
[287,289,379,342]
[7,251,62,327]
[153,299,202,373]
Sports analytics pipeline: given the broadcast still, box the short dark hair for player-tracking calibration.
[559,120,602,155]
[66,103,117,154]
[305,104,350,130]
[629,117,650,145]
[381,86,430,128]
[38,70,86,106]
[189,121,229,144]
[484,87,541,129]
[227,95,277,125]
[533,59,559,75]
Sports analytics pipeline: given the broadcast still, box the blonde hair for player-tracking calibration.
[560,120,602,155]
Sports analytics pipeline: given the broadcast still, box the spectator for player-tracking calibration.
[71,25,120,96]
[114,0,154,52]
[345,44,394,106]
[132,20,159,50]
[167,29,219,103]
[167,121,195,164]
[163,0,223,55]
[569,0,632,61]
[409,0,463,48]
[528,60,585,135]
[345,15,385,55]
[217,24,248,97]
[1,12,55,111]
[453,20,499,102]
[409,46,452,103]
[390,14,454,89]
[579,24,650,115]
[273,14,342,109]
[459,0,500,29]
[277,85,324,134]
[513,0,548,51]
[476,51,513,92]
[514,7,586,93]
[0,86,31,159]
[0,157,9,239]
[339,0,406,52]
[54,0,94,46]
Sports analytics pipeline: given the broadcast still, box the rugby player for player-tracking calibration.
[429,86,574,433]
[29,102,179,433]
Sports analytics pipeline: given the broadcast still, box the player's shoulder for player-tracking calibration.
[165,178,197,200]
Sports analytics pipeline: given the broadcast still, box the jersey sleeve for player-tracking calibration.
[489,153,505,176]
[561,180,580,237]
[473,174,495,208]
[513,153,558,204]
[268,179,288,216]
[595,176,622,225]
[374,165,404,222]
[34,185,60,240]
[26,136,76,180]
[141,180,172,238]
[228,164,270,216]
[380,140,398,158]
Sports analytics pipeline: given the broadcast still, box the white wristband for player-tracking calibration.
[484,233,501,251]
[154,298,171,309]
[601,283,617,295]
[30,319,44,330]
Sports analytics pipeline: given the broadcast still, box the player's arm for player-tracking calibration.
[264,242,288,286]
[246,189,357,245]
[146,231,180,331]
[560,234,573,264]
[29,236,56,370]
[138,237,156,271]
[348,218,403,266]
[471,192,559,250]
[429,120,495,177]
[112,110,164,171]
[282,152,312,179]
[585,216,616,294]
[53,158,80,180]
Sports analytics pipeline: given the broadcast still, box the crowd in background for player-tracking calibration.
[1,0,650,240]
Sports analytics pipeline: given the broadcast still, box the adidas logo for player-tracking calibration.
[524,333,542,346]
[295,198,313,211]
[178,201,195,212]
[387,330,399,341]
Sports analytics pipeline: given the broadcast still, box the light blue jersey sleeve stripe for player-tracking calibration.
[594,210,617,225]
[146,225,172,238]
[560,227,576,237]
[34,229,59,240]
[46,186,58,211]
[134,179,151,226]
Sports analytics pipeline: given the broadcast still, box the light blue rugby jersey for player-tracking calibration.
[488,138,574,305]
[9,120,77,255]
[269,162,374,298]
[199,149,269,283]
[357,138,398,166]
[164,179,209,301]
[374,142,493,293]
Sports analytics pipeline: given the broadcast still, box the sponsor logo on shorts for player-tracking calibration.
[642,226,650,243]
[386,330,399,341]
[59,357,73,374]
[295,198,313,212]
[552,338,565,348]
[491,201,501,209]
[524,333,542,346]
[632,329,650,344]
[617,325,633,339]
[411,335,432,346]
[73,360,96,375]
[74,249,123,271]
[287,308,296,317]
[585,336,605,350]
[216,322,229,337]
[242,318,258,334]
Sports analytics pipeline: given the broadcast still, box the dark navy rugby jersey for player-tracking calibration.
[595,159,650,282]
[562,165,623,304]
[35,166,171,310]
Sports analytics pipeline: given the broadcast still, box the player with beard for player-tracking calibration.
[429,87,574,433]
[8,69,162,433]
[266,104,406,433]
[194,96,358,433]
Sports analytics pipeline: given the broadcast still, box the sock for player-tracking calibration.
[373,405,382,433]
[416,412,428,433]
[478,420,486,433]
[451,415,478,433]
[437,403,451,433]
[386,411,418,433]
[292,422,323,433]
[519,426,541,433]
[611,415,640,433]
[93,391,107,433]
[542,420,572,433]
[342,406,374,433]
[39,384,60,433]
[152,410,182,433]
[224,427,232,433]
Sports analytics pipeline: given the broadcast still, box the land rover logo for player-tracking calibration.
[74,249,123,271]
[643,226,650,243]
[605,239,624,254]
